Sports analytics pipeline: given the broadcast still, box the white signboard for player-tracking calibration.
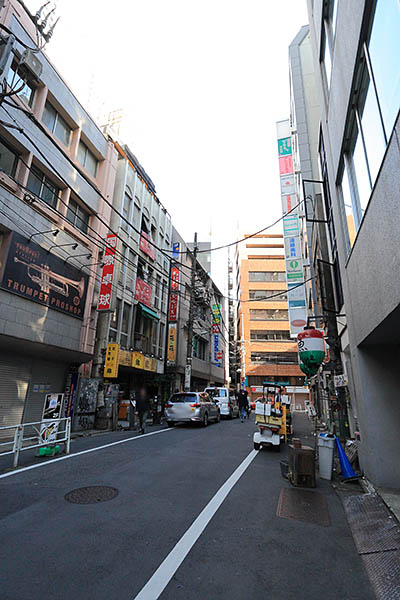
[281,193,298,215]
[334,374,348,388]
[184,364,192,392]
[283,214,300,237]
[284,236,301,260]
[289,308,308,338]
[286,258,304,283]
[287,283,307,308]
[280,175,295,196]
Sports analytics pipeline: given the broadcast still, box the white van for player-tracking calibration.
[204,387,239,419]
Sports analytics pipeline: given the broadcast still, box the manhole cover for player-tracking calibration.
[276,487,330,527]
[64,486,119,504]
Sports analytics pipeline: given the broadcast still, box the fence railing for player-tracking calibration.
[0,417,71,469]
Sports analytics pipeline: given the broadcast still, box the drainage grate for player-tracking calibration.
[342,494,400,554]
[64,486,119,504]
[362,550,400,600]
[276,487,330,527]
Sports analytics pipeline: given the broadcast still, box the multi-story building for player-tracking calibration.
[93,140,172,404]
[0,0,117,430]
[287,25,352,437]
[307,0,400,488]
[187,241,211,276]
[166,228,225,392]
[235,234,306,405]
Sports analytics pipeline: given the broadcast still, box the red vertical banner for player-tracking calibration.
[168,266,180,322]
[97,233,117,311]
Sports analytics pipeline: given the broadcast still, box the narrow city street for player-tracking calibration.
[0,414,374,600]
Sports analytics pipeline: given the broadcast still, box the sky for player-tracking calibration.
[25,0,309,291]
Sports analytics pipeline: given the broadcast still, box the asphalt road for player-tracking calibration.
[0,414,374,600]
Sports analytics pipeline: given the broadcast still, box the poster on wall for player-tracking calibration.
[40,393,64,444]
[1,231,88,319]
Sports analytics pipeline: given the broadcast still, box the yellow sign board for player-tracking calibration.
[119,350,132,366]
[143,356,152,371]
[167,323,177,364]
[132,351,144,370]
[104,343,120,378]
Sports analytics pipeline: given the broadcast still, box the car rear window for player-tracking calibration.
[169,393,197,403]
[205,388,227,398]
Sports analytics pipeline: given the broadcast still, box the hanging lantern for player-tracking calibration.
[297,327,325,369]
[299,361,320,378]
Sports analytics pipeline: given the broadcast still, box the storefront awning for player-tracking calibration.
[139,303,160,321]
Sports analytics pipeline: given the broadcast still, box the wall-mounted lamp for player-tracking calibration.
[47,242,78,254]
[28,229,59,243]
[64,253,92,264]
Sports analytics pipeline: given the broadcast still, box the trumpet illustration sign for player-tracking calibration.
[0,232,88,319]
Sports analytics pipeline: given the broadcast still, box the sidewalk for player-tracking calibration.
[294,413,400,600]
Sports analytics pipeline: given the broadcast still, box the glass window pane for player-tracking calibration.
[41,177,58,208]
[42,102,56,131]
[54,114,71,147]
[368,0,400,139]
[0,139,17,177]
[77,141,86,165]
[76,206,89,233]
[323,28,332,89]
[85,150,97,177]
[353,124,372,213]
[340,164,356,248]
[331,0,338,36]
[27,167,42,197]
[360,80,386,187]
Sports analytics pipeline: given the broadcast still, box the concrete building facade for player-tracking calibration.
[0,0,117,431]
[307,0,400,487]
[235,234,306,405]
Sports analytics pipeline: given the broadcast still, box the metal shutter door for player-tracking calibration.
[22,360,68,427]
[0,354,31,440]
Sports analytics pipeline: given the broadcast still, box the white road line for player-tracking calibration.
[0,427,174,480]
[134,449,258,600]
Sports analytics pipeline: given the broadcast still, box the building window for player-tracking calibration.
[250,330,291,341]
[248,271,286,282]
[0,137,19,177]
[66,197,89,233]
[193,337,207,361]
[158,322,165,359]
[154,276,161,309]
[42,101,71,147]
[120,302,130,348]
[27,165,60,209]
[249,290,287,301]
[77,141,98,178]
[126,250,135,292]
[250,309,288,321]
[322,27,332,91]
[121,192,132,232]
[119,244,128,285]
[368,0,400,140]
[250,352,298,364]
[7,61,36,107]
[109,299,121,342]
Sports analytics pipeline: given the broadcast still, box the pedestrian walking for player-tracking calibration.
[136,387,150,434]
[237,389,249,423]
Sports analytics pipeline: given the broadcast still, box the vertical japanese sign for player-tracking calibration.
[104,343,120,378]
[167,323,177,365]
[97,233,117,311]
[172,243,180,260]
[40,393,64,444]
[276,119,307,337]
[211,304,223,366]
[168,266,180,321]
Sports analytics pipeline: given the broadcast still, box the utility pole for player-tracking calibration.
[185,232,197,391]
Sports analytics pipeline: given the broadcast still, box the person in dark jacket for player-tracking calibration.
[237,389,249,423]
[136,387,151,434]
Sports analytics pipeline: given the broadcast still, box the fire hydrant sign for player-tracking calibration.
[97,233,117,311]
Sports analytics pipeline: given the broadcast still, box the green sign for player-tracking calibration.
[263,380,290,386]
[278,137,292,156]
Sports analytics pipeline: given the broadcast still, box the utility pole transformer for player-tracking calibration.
[185,232,198,391]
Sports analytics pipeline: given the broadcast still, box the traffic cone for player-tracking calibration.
[335,437,358,480]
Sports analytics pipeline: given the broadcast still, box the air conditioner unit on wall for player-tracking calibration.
[21,50,43,79]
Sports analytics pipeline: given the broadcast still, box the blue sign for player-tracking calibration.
[172,243,180,260]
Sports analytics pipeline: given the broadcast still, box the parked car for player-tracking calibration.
[204,387,239,419]
[165,392,220,427]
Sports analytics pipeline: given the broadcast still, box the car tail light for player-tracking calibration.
[190,403,201,408]
[166,402,173,408]
[227,402,231,408]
